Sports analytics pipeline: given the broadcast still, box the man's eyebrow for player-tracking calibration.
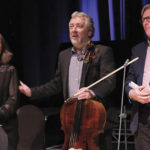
[143,16,150,18]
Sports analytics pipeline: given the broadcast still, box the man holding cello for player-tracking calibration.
[19,11,116,150]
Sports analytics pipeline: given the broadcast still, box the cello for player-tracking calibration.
[60,97,106,150]
[60,41,106,150]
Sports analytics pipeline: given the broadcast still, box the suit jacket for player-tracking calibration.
[125,40,148,133]
[31,44,116,129]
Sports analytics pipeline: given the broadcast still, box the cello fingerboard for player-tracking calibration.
[68,100,84,148]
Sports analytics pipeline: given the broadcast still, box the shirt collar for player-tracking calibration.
[71,46,86,55]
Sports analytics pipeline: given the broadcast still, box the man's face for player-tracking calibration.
[69,17,90,46]
[142,9,150,39]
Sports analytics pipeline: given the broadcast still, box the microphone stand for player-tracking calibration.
[117,59,129,150]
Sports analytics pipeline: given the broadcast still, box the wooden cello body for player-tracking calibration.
[60,98,106,150]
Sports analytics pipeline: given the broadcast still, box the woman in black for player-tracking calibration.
[0,33,19,150]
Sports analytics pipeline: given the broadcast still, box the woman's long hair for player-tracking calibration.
[0,34,10,56]
[0,33,10,60]
[0,33,12,64]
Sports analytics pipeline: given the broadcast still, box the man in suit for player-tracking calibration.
[19,11,116,150]
[125,4,150,150]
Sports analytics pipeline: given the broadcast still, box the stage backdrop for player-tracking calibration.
[0,0,150,107]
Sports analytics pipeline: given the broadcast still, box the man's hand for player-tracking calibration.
[19,81,32,97]
[129,85,150,104]
[76,87,95,100]
[140,85,150,95]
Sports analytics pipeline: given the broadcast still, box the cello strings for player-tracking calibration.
[69,103,80,147]
[69,132,77,147]
[69,100,83,148]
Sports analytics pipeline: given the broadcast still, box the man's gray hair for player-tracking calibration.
[70,11,95,38]
[141,3,150,17]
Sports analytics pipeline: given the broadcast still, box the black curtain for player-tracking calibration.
[0,0,149,107]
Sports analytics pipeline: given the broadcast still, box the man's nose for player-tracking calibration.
[72,26,77,32]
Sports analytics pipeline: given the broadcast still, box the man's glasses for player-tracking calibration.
[139,16,150,24]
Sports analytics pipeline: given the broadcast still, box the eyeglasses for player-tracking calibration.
[139,16,150,24]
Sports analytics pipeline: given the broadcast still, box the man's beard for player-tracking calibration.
[70,38,82,46]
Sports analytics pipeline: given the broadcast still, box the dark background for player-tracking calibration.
[0,0,150,148]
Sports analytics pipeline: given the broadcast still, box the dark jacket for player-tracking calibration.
[31,44,116,129]
[125,41,148,133]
